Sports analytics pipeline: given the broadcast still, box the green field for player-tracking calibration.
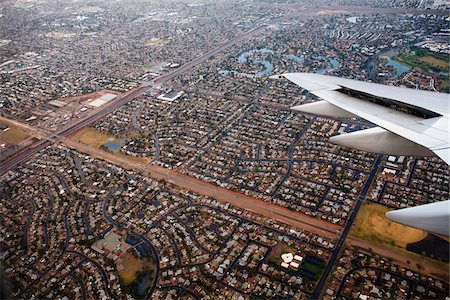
[302,261,325,280]
[395,46,449,92]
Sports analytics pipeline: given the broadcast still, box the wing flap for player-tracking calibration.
[310,89,448,149]
[329,127,435,156]
[291,100,357,118]
[283,72,449,115]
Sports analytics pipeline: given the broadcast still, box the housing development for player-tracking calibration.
[0,0,449,299]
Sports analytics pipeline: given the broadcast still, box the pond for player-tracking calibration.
[104,140,123,152]
[385,58,410,79]
[314,57,340,75]
[136,274,151,296]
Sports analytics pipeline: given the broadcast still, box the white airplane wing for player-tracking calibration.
[277,73,449,163]
[272,73,450,236]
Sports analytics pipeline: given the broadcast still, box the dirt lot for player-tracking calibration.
[70,127,148,165]
[268,241,297,264]
[351,203,427,249]
[118,251,144,285]
[71,127,116,148]
[0,120,30,144]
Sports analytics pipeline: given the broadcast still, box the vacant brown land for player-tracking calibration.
[145,164,342,239]
[71,127,115,148]
[0,120,30,144]
[351,203,426,249]
[118,252,144,285]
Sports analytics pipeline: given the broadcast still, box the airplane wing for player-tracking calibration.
[272,73,450,236]
[274,73,449,164]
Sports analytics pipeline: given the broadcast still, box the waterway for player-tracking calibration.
[384,58,410,79]
[237,48,275,76]
[222,48,339,77]
[314,56,340,75]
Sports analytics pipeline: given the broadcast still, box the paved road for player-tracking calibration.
[311,154,383,299]
[70,273,88,300]
[65,250,116,299]
[157,224,183,265]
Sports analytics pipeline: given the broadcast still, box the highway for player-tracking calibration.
[0,84,149,174]
[0,25,265,176]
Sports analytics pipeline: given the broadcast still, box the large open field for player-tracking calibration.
[71,127,115,148]
[395,46,449,92]
[118,252,144,285]
[69,127,148,165]
[144,38,166,47]
[351,203,427,249]
[419,55,448,69]
[396,46,449,72]
[0,120,30,144]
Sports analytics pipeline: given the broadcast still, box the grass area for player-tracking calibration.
[302,261,325,280]
[419,56,448,69]
[71,127,115,148]
[351,203,427,249]
[395,46,449,92]
[396,46,448,72]
[70,127,148,165]
[0,121,29,144]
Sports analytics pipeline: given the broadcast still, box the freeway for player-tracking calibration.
[0,25,266,176]
[0,84,150,175]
